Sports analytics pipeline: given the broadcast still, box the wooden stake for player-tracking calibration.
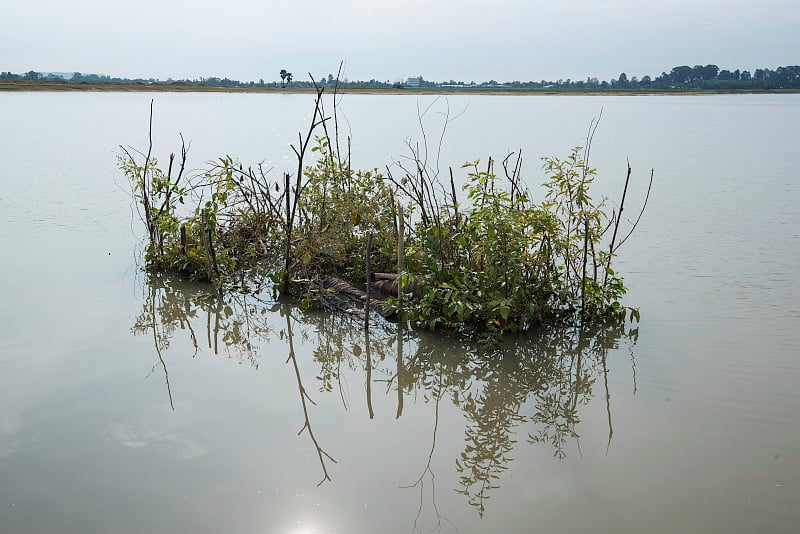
[365,233,373,329]
[397,203,405,300]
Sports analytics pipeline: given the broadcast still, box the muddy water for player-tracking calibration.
[0,92,798,533]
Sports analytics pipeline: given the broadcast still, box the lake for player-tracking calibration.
[1,91,798,533]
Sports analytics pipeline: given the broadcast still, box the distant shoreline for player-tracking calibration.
[1,80,798,96]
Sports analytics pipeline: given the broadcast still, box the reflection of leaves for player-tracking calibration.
[456,383,526,517]
[529,391,579,459]
[380,323,633,517]
[132,272,274,368]
[132,272,637,515]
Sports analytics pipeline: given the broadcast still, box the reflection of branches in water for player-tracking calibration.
[629,326,639,395]
[133,274,187,409]
[311,313,351,410]
[528,329,596,460]
[303,311,399,411]
[438,321,633,517]
[377,326,419,420]
[602,352,613,456]
[148,283,175,410]
[131,272,639,510]
[401,363,456,534]
[455,365,528,517]
[396,325,405,419]
[283,306,337,486]
[132,272,274,371]
[365,328,374,419]
[526,324,625,460]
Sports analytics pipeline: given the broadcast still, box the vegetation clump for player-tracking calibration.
[120,90,651,341]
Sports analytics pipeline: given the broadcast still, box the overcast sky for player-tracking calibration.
[3,0,798,82]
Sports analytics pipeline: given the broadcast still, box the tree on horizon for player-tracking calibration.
[280,69,293,88]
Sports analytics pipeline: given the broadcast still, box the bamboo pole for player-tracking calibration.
[365,233,373,329]
[397,203,405,299]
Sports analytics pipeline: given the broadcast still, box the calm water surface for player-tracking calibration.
[0,92,798,533]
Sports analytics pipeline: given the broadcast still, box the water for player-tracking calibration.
[1,91,798,533]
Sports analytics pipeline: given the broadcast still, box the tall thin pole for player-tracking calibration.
[364,233,373,329]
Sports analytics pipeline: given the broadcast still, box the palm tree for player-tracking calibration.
[279,69,292,88]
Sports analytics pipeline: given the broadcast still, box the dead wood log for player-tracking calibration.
[322,276,387,315]
[369,273,427,297]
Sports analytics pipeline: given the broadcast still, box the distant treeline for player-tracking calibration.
[2,64,799,91]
